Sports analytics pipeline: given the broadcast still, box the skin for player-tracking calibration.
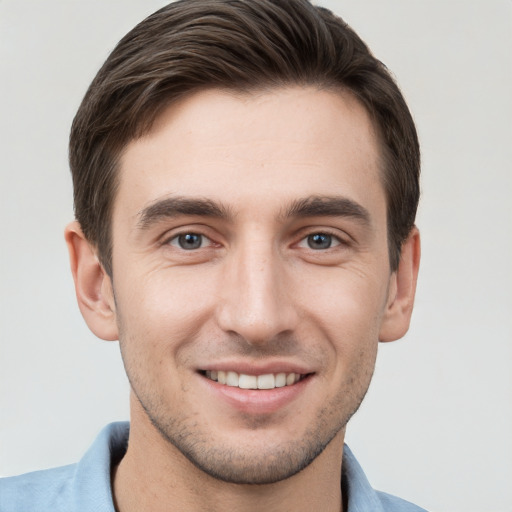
[66,87,420,512]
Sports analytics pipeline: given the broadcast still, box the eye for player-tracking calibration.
[299,233,341,250]
[169,233,210,250]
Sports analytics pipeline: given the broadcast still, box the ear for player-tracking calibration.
[65,221,118,341]
[379,227,421,342]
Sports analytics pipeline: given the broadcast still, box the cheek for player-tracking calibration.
[114,266,219,353]
[303,267,389,330]
[298,267,389,375]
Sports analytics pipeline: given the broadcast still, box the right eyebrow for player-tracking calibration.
[136,196,232,230]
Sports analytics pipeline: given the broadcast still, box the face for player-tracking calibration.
[108,87,396,484]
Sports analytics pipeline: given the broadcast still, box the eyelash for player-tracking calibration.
[167,232,214,250]
[296,232,344,251]
[164,230,347,252]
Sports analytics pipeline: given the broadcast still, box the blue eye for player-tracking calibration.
[171,233,205,250]
[306,233,335,250]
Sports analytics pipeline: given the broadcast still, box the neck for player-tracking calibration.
[112,397,345,512]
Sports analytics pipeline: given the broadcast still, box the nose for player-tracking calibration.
[216,240,299,346]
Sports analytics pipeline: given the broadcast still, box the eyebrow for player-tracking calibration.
[137,196,232,229]
[136,194,371,230]
[283,196,371,225]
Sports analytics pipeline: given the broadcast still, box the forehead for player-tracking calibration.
[115,86,384,223]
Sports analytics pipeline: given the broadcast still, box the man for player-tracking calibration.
[0,0,423,510]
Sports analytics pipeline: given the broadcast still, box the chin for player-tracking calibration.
[158,425,338,485]
[137,393,350,485]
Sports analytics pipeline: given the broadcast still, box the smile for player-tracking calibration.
[203,370,306,390]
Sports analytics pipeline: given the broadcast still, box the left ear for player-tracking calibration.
[379,227,421,342]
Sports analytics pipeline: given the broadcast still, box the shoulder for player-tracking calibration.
[376,490,428,512]
[0,422,128,512]
[342,444,428,512]
[0,464,76,512]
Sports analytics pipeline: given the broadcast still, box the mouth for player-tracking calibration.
[200,370,309,390]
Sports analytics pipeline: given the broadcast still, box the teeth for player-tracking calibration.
[275,373,286,387]
[257,373,275,389]
[239,374,257,389]
[204,370,304,389]
[226,371,238,386]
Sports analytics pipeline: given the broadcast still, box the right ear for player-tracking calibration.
[64,221,118,341]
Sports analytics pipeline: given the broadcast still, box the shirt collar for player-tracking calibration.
[342,444,386,512]
[71,422,128,511]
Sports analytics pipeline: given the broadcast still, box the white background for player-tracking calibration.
[1,1,511,511]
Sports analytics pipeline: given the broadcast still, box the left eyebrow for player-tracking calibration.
[136,196,232,230]
[282,195,371,226]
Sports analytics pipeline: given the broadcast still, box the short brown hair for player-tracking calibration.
[70,0,420,275]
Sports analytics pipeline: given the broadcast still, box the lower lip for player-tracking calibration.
[200,374,313,414]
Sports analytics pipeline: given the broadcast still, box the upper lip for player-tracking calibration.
[198,360,314,376]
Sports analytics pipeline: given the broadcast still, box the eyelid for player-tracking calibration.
[159,224,220,248]
[296,233,341,249]
[167,233,213,250]
[294,227,350,248]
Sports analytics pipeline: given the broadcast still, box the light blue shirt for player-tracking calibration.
[0,422,427,511]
